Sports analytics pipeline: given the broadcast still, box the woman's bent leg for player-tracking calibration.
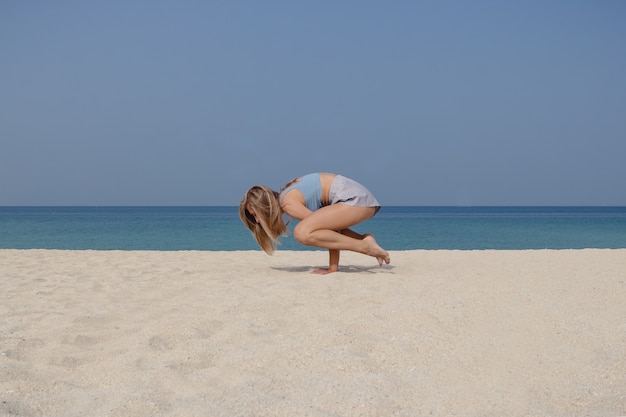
[293,204,390,264]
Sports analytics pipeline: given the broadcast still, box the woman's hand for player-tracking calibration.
[311,249,339,274]
[312,265,338,275]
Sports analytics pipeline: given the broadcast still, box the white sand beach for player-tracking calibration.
[1,249,625,417]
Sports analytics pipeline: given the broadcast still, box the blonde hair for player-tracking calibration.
[239,185,288,254]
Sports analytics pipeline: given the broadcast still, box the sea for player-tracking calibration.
[1,206,625,251]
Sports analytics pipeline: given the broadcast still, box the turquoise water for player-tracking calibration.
[1,206,625,251]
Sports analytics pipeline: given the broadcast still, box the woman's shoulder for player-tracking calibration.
[279,175,305,203]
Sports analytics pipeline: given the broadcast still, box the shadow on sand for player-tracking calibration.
[271,264,394,274]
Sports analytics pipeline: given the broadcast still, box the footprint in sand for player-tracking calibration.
[148,335,173,351]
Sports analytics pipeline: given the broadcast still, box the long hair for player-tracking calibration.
[239,185,288,254]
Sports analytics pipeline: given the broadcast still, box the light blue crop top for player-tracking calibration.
[280,173,324,211]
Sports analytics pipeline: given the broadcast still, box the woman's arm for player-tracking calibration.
[311,229,367,274]
[283,196,341,275]
[281,194,312,221]
[312,249,340,275]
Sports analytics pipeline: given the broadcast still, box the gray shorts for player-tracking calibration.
[329,175,381,213]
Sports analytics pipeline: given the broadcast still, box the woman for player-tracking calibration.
[239,173,390,274]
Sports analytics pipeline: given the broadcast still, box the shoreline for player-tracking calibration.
[2,249,625,416]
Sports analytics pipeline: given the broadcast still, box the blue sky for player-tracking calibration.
[1,1,625,205]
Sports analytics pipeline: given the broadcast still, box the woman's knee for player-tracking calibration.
[293,223,313,245]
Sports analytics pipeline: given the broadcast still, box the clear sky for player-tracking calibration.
[1,1,625,206]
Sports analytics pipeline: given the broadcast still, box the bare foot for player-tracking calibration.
[363,234,390,266]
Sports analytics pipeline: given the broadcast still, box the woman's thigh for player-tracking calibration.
[296,204,376,233]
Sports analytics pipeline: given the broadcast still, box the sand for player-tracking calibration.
[1,249,625,417]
